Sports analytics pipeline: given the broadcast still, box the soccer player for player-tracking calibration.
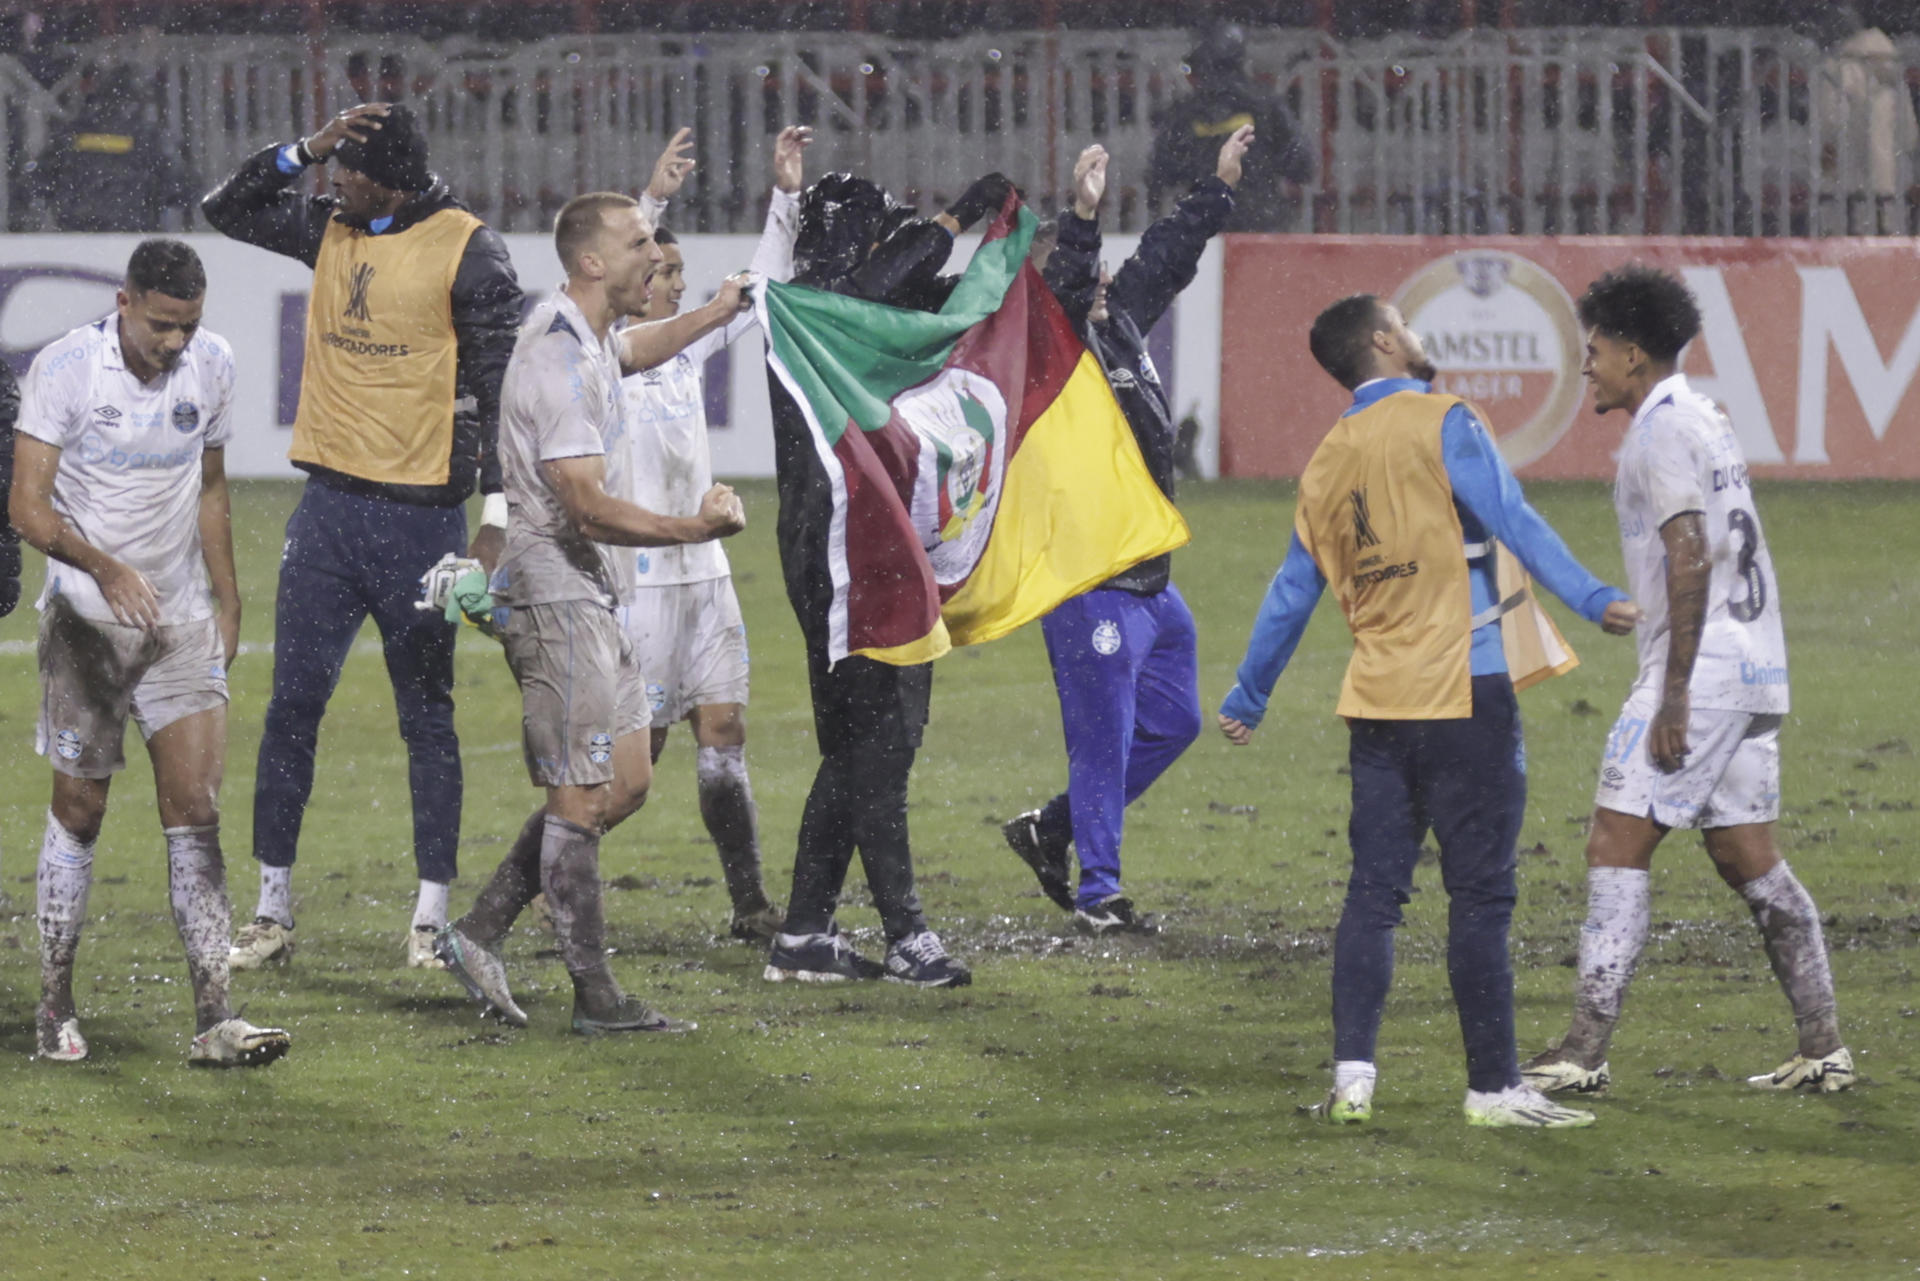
[620,124,812,942]
[202,102,523,970]
[1218,293,1639,1127]
[8,239,289,1066]
[758,168,1014,987]
[1523,266,1852,1096]
[1001,130,1245,934]
[434,191,750,1033]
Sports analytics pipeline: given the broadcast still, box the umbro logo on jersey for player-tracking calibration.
[1351,486,1381,550]
[344,262,376,323]
[92,405,122,426]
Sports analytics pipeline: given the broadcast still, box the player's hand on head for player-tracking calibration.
[305,102,390,160]
[773,125,814,193]
[1218,713,1254,746]
[1600,599,1642,635]
[1216,123,1254,188]
[646,127,697,201]
[1072,144,1109,219]
[698,484,747,538]
[98,560,161,630]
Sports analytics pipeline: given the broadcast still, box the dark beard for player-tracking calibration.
[1408,356,1438,382]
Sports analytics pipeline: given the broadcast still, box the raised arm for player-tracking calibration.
[1106,126,1245,333]
[617,273,753,374]
[200,104,390,266]
[544,455,745,548]
[1042,145,1108,327]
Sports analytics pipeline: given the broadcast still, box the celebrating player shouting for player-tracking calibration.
[435,192,749,1033]
[621,124,812,942]
[1524,266,1852,1097]
[9,240,289,1067]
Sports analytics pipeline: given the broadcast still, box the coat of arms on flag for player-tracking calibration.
[756,196,1189,665]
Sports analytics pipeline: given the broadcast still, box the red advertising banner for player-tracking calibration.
[1219,236,1920,480]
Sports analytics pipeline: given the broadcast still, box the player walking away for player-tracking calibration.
[619,124,811,942]
[8,240,289,1067]
[1218,294,1640,1128]
[434,192,750,1033]
[1523,266,1852,1097]
[1001,129,1245,935]
[759,168,1014,988]
[202,102,523,971]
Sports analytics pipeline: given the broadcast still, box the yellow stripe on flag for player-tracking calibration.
[851,618,953,666]
[941,351,1190,647]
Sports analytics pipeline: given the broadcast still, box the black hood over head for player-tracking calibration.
[793,172,915,286]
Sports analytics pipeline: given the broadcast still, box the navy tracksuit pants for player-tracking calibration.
[252,481,466,882]
[1035,584,1202,908]
[1335,673,1527,1094]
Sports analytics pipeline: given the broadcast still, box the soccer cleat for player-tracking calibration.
[728,903,786,943]
[407,925,447,970]
[1002,810,1074,911]
[36,1008,87,1063]
[1520,1053,1611,1095]
[763,930,885,983]
[1303,1080,1374,1124]
[229,918,294,970]
[435,925,529,1028]
[1463,1084,1597,1128]
[1072,894,1159,936]
[1747,1046,1854,1094]
[883,930,973,988]
[188,1018,291,1069]
[571,997,694,1036]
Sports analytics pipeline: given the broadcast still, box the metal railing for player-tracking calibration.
[12,26,1917,236]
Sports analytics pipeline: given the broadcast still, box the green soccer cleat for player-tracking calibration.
[1747,1047,1854,1094]
[1464,1084,1596,1128]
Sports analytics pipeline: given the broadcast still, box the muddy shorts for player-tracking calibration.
[502,600,650,788]
[618,577,750,728]
[1594,685,1782,829]
[36,600,229,779]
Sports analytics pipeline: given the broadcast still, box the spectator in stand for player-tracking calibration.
[32,63,197,232]
[1814,7,1918,234]
[1148,21,1313,232]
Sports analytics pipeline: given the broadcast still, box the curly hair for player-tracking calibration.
[1575,265,1701,361]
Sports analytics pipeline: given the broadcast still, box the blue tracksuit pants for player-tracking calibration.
[1036,584,1202,908]
[1335,674,1527,1093]
[252,481,466,882]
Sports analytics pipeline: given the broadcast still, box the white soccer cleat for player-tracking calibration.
[229,918,294,970]
[188,1018,291,1069]
[1464,1084,1597,1128]
[36,1009,87,1063]
[407,925,447,970]
[1747,1046,1854,1094]
[1520,1055,1611,1095]
[435,925,529,1028]
[1303,1079,1374,1125]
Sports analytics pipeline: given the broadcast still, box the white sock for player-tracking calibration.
[256,865,294,928]
[1561,866,1652,1064]
[165,824,232,1030]
[412,879,451,930]
[1736,861,1841,1055]
[1333,1060,1377,1093]
[37,812,96,1013]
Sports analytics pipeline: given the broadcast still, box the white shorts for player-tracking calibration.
[1593,686,1782,829]
[618,577,750,729]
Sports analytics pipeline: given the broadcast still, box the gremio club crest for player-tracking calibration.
[1393,251,1585,469]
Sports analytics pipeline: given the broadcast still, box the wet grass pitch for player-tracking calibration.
[2,478,1916,1278]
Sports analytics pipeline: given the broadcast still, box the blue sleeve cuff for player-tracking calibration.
[274,144,304,175]
[1219,683,1266,728]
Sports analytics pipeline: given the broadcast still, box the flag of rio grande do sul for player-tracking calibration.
[755,197,1190,666]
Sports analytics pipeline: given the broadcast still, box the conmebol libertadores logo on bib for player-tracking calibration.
[1393,250,1585,469]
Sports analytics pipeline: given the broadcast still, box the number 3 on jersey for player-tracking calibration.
[1727,508,1767,623]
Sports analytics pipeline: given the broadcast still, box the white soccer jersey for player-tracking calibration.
[18,315,235,626]
[495,288,634,610]
[1613,372,1788,713]
[624,186,797,586]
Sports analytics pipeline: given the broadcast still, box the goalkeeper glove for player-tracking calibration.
[416,553,497,635]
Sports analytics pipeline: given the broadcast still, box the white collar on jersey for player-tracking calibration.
[1629,371,1692,432]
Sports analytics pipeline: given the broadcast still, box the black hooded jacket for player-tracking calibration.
[1042,175,1234,595]
[0,360,21,617]
[201,144,522,506]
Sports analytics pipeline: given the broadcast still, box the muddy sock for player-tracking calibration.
[166,825,232,1033]
[539,815,624,1011]
[697,745,768,914]
[37,812,95,1020]
[412,879,450,931]
[255,864,294,929]
[1560,866,1650,1068]
[1737,861,1841,1058]
[460,808,545,947]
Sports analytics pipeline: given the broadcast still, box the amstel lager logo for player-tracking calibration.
[1393,251,1584,468]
